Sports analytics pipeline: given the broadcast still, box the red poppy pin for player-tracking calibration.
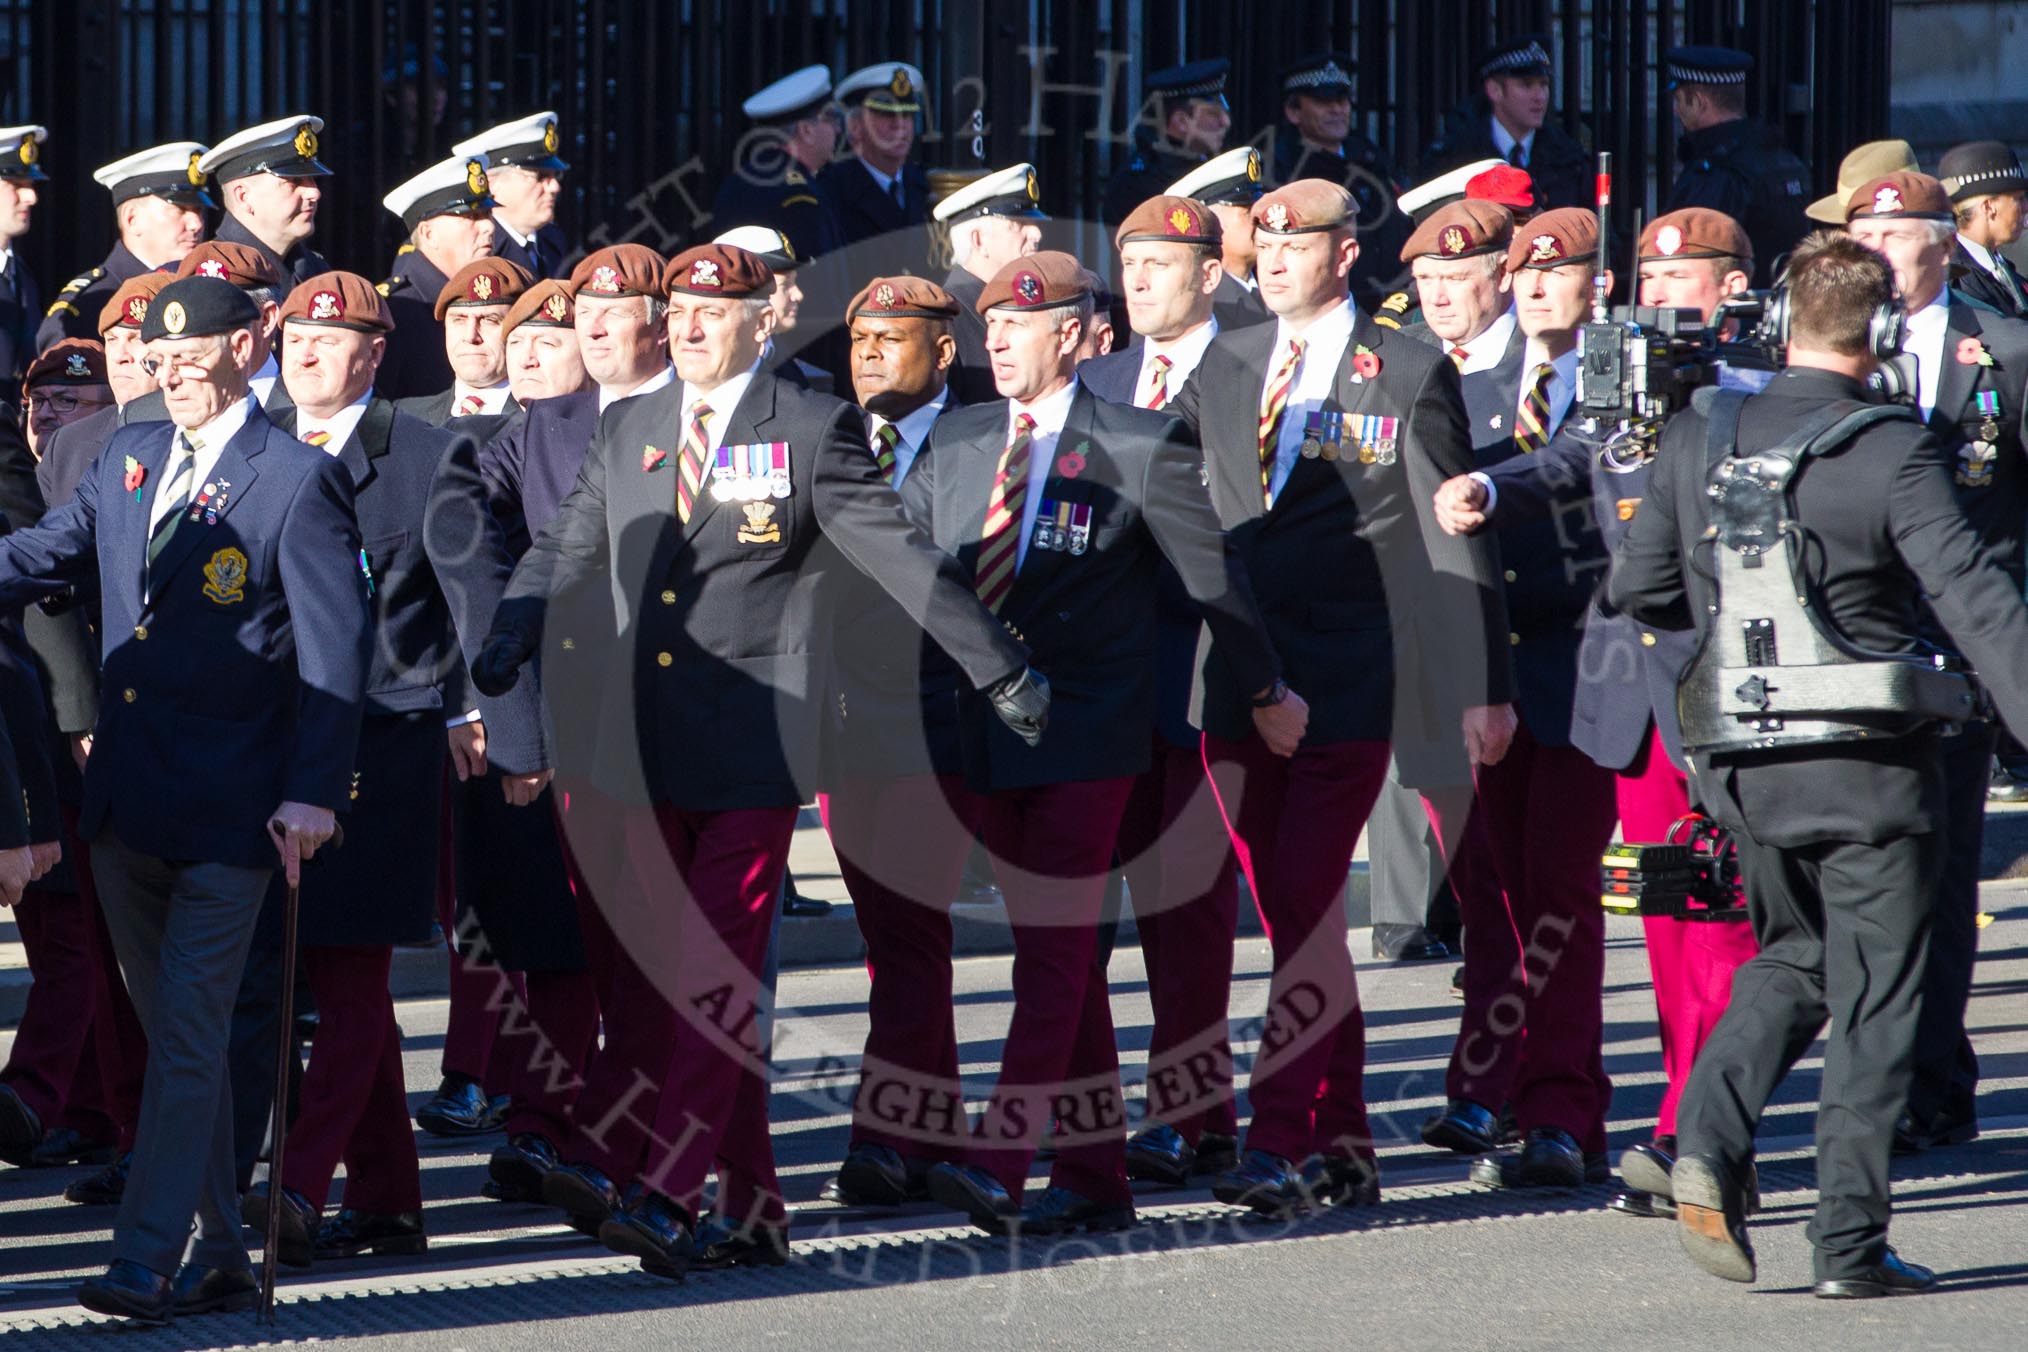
[1352,344,1381,380]
[1958,336,1995,368]
[123,455,146,500]
[642,444,667,473]
[1057,441,1090,479]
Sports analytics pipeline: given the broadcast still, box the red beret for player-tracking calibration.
[1466,163,1535,213]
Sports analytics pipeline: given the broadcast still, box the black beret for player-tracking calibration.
[139,276,260,342]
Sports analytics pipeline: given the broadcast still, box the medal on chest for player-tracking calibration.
[711,442,792,501]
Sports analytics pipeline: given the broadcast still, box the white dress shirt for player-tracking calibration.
[248,351,281,407]
[1266,297,1359,502]
[1136,318,1219,408]
[1473,342,1579,512]
[1453,308,1518,373]
[1490,118,1537,169]
[868,387,948,487]
[858,158,900,197]
[150,394,254,535]
[1005,377,1082,570]
[677,360,759,454]
[294,390,373,452]
[1902,292,1950,419]
[602,363,676,417]
[495,217,535,252]
[451,379,513,416]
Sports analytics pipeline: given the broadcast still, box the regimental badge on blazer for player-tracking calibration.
[736,500,783,544]
[1957,439,1998,489]
[202,547,249,605]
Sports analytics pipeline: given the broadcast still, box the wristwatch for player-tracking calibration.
[1251,678,1290,709]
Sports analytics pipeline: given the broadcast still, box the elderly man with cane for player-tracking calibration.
[0,274,370,1325]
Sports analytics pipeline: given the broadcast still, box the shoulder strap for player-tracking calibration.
[1694,386,1750,472]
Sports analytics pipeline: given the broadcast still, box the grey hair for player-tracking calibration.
[741,296,773,324]
[1042,293,1096,332]
[1929,219,1960,249]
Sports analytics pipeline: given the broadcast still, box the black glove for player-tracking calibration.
[470,630,532,698]
[987,665,1050,748]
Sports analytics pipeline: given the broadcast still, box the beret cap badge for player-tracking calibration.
[1014,271,1043,304]
[308,289,343,321]
[1874,184,1903,215]
[875,283,897,308]
[1440,226,1468,256]
[162,300,187,335]
[1264,202,1290,231]
[587,265,621,294]
[1655,225,1684,256]
[1528,233,1563,263]
[542,293,569,321]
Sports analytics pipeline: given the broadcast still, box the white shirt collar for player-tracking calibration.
[1263,299,1362,504]
[868,386,949,486]
[1138,317,1220,404]
[249,350,281,405]
[677,358,762,452]
[150,394,255,538]
[600,363,676,415]
[1008,375,1081,439]
[494,216,535,249]
[1270,294,1358,358]
[1490,119,1536,164]
[296,389,374,452]
[858,158,899,194]
[1453,308,1519,373]
[1903,292,1951,415]
[452,378,513,415]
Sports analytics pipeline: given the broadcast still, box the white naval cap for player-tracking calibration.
[383,153,495,232]
[931,162,1048,223]
[452,111,569,173]
[743,65,834,123]
[1397,158,1503,219]
[836,62,925,113]
[712,224,799,272]
[1166,146,1266,205]
[0,125,49,181]
[93,142,215,207]
[199,115,330,182]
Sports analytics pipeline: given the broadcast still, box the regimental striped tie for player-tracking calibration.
[974,413,1035,614]
[455,393,485,417]
[676,403,713,524]
[872,423,901,485]
[147,432,200,567]
[1515,362,1555,454]
[301,429,331,447]
[1449,346,1469,370]
[1143,353,1173,409]
[1257,337,1305,506]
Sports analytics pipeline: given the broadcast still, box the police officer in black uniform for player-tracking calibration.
[1937,141,2028,320]
[376,153,500,401]
[1271,52,1412,308]
[1420,36,1590,213]
[1101,60,1232,228]
[38,142,212,352]
[1661,46,1811,287]
[199,115,333,290]
[1609,231,2028,1299]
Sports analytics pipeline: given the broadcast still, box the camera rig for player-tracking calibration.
[1600,814,1748,922]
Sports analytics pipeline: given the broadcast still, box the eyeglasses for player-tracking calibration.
[23,389,114,415]
[140,351,224,381]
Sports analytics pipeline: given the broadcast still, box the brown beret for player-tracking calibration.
[1253,180,1355,236]
[663,243,774,299]
[977,250,1091,314]
[1639,208,1752,262]
[25,339,107,390]
[435,257,534,320]
[1506,207,1600,271]
[280,271,395,333]
[1846,171,1955,223]
[504,279,576,337]
[1401,199,1514,263]
[570,244,665,299]
[98,272,173,336]
[176,240,283,290]
[1114,194,1222,249]
[846,276,960,323]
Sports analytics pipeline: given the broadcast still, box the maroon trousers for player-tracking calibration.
[821,774,980,1161]
[281,946,422,1213]
[1204,734,1390,1166]
[1438,725,1619,1148]
[1116,739,1242,1144]
[1616,726,1758,1138]
[630,804,799,1227]
[963,775,1137,1205]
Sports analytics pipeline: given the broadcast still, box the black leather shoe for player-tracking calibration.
[1211,1149,1305,1216]
[543,1160,623,1235]
[1671,1152,1756,1283]
[28,1127,118,1169]
[1813,1249,1936,1299]
[1619,1138,1677,1197]
[314,1208,428,1260]
[415,1075,497,1137]
[1450,965,1466,999]
[172,1263,259,1315]
[824,1142,912,1206]
[1470,1151,1519,1188]
[1607,1189,1676,1219]
[240,1181,319,1268]
[1125,1123,1196,1186]
[77,1259,173,1325]
[1372,923,1450,961]
[64,1151,131,1205]
[488,1132,560,1202]
[782,891,833,918]
[599,1185,695,1280]
[1584,1151,1611,1185]
[1421,1098,1499,1155]
[1018,1186,1136,1234]
[1895,1104,1979,1156]
[0,1084,44,1164]
[1300,1153,1380,1207]
[1516,1127,1584,1189]
[1193,1131,1240,1176]
[1495,1103,1522,1144]
[925,1162,1019,1235]
[483,1095,513,1131]
[691,1213,792,1268]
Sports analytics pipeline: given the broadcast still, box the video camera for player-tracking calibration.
[1600,814,1748,922]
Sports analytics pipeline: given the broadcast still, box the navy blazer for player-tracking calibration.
[0,404,371,868]
[1076,346,1143,406]
[478,390,601,549]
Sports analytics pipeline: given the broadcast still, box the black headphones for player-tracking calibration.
[1759,265,1907,360]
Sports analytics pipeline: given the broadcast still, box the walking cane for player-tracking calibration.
[259,819,341,1326]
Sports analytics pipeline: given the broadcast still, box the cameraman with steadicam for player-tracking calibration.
[1608,229,2028,1297]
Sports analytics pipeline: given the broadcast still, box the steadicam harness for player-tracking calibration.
[1675,386,1984,757]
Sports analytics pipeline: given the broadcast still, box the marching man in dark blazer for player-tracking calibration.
[240,271,532,1269]
[0,275,369,1323]
[198,116,333,290]
[1077,197,1247,1185]
[454,113,574,282]
[1168,180,1516,1216]
[913,250,1299,1235]
[393,255,530,439]
[472,242,1046,1274]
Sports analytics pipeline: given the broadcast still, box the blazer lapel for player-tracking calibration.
[1271,311,1386,510]
[679,373,776,547]
[341,399,397,493]
[1218,324,1280,512]
[1006,386,1096,609]
[147,409,269,597]
[1932,303,1984,436]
